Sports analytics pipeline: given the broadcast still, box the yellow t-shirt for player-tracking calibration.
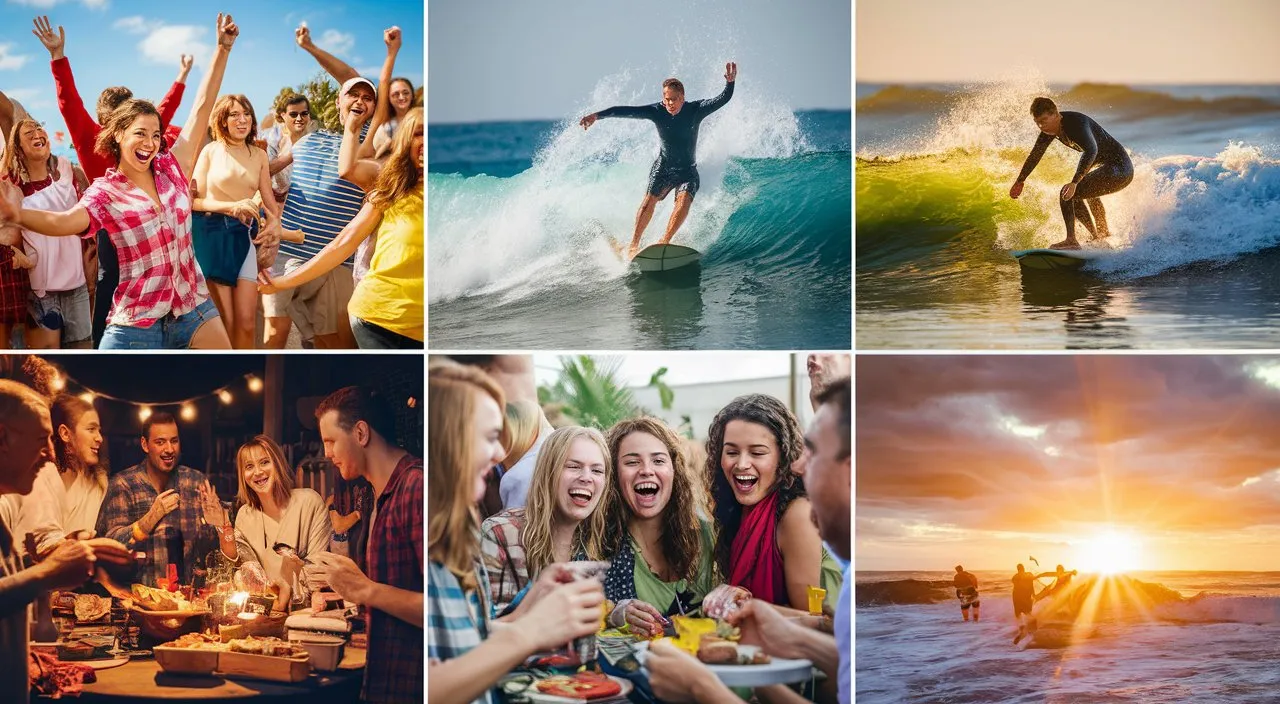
[348,190,424,341]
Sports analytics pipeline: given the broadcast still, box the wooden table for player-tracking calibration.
[73,648,366,703]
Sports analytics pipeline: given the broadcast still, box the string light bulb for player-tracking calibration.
[218,389,233,405]
[180,403,196,421]
[138,406,152,422]
[247,375,263,393]
[79,392,95,404]
[50,374,66,392]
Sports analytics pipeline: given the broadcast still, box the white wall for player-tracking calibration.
[630,361,813,440]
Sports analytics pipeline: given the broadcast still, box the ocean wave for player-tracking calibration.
[857,142,1280,280]
[858,82,1280,119]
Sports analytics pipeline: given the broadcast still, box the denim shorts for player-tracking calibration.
[192,212,255,286]
[28,284,92,343]
[99,298,221,350]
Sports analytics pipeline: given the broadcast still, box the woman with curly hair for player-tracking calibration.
[703,394,842,615]
[600,416,717,637]
[480,425,611,614]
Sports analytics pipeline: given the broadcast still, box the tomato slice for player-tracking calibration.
[535,673,623,700]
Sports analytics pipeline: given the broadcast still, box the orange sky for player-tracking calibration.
[857,0,1280,84]
[856,356,1280,571]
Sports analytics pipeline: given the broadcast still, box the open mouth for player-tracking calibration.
[732,474,760,493]
[567,487,594,507]
[32,138,47,149]
[134,149,155,162]
[160,453,176,464]
[632,480,661,508]
[250,475,271,491]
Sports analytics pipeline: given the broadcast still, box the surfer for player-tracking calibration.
[1035,564,1078,602]
[579,62,737,260]
[1009,97,1133,251]
[953,565,980,622]
[1011,563,1038,644]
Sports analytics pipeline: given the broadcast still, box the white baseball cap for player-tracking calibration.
[341,77,377,98]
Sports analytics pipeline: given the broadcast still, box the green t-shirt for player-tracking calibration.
[632,519,717,612]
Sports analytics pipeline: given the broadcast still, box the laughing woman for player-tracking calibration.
[200,435,331,593]
[704,394,843,615]
[0,14,243,350]
[17,393,108,554]
[600,417,717,638]
[480,425,612,614]
[428,363,605,704]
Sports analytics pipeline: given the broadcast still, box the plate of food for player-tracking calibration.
[523,671,632,703]
[633,616,815,687]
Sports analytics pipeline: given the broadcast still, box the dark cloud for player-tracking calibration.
[857,356,1280,535]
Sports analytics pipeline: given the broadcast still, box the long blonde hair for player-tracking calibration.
[234,435,295,511]
[501,399,542,469]
[2,119,61,185]
[429,362,506,590]
[367,107,422,211]
[522,426,612,576]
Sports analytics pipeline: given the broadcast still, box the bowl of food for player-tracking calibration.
[288,633,345,671]
[154,633,226,675]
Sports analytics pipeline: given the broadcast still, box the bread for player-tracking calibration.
[73,594,111,622]
[130,584,186,611]
[696,636,737,664]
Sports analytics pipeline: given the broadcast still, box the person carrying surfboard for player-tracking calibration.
[1034,564,1078,602]
[953,565,981,622]
[580,62,737,260]
[1009,97,1133,251]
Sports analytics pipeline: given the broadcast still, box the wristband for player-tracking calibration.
[132,522,147,542]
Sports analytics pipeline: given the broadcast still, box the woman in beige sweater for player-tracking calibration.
[200,435,331,594]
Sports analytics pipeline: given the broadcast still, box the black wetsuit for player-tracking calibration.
[1016,111,1134,240]
[1011,572,1037,616]
[596,81,735,199]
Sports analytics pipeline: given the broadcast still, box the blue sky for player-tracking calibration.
[429,0,851,123]
[1,0,423,149]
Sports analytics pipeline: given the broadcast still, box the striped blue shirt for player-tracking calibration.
[279,130,365,264]
[427,559,495,704]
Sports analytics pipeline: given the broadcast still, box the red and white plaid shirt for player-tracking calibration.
[78,150,208,328]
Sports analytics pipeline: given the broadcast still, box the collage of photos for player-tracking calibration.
[7,0,1280,703]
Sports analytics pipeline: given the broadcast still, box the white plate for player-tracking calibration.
[524,674,633,704]
[634,641,815,687]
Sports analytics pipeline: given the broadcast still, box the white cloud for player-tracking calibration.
[316,29,355,57]
[137,25,210,67]
[113,19,210,67]
[0,43,31,71]
[113,16,154,34]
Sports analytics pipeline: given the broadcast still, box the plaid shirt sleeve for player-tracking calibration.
[479,510,528,613]
[365,456,425,704]
[95,472,139,544]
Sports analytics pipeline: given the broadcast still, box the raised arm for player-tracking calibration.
[356,26,401,161]
[171,14,238,177]
[0,90,14,143]
[257,200,382,294]
[1014,131,1054,185]
[156,54,193,127]
[295,24,359,84]
[696,62,737,117]
[32,17,100,151]
[0,181,90,237]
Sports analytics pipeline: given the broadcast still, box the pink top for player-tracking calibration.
[78,150,208,328]
[21,157,86,297]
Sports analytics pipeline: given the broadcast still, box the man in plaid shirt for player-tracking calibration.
[307,386,422,704]
[95,413,222,586]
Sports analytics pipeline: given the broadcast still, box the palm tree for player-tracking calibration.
[539,356,677,429]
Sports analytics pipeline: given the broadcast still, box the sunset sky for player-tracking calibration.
[857,355,1280,572]
[857,0,1280,85]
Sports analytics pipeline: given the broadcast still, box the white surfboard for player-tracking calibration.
[1011,248,1107,271]
[632,243,702,273]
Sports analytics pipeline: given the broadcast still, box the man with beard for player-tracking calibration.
[95,413,222,586]
[306,385,423,704]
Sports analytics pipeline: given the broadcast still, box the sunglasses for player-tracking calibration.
[286,111,310,119]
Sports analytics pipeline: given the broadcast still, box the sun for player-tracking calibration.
[1074,528,1143,575]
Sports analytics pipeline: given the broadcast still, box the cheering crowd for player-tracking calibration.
[0,12,423,350]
